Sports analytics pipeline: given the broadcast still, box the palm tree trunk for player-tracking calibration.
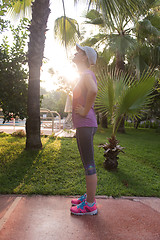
[116,51,125,71]
[116,51,125,133]
[117,116,125,133]
[62,0,67,50]
[26,0,50,149]
[101,113,108,128]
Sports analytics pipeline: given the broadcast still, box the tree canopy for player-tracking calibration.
[0,18,29,122]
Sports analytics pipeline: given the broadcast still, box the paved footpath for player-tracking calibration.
[0,126,76,137]
[0,195,160,240]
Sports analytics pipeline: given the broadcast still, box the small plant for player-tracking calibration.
[0,132,8,137]
[99,135,125,170]
[12,130,26,138]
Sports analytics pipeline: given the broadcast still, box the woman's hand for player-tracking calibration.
[75,104,86,117]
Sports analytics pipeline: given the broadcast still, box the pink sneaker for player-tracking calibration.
[71,193,87,206]
[70,200,98,216]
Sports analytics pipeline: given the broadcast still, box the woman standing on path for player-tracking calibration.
[70,44,98,216]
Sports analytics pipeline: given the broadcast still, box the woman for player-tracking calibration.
[70,44,98,216]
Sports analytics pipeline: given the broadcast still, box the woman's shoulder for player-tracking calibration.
[83,69,97,84]
[82,69,96,79]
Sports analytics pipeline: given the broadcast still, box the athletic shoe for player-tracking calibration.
[70,200,98,216]
[71,193,87,206]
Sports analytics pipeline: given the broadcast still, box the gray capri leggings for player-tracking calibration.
[76,127,97,175]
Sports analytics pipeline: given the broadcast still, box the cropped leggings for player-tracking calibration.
[76,127,97,175]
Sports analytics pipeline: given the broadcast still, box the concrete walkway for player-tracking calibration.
[0,126,76,137]
[0,195,160,240]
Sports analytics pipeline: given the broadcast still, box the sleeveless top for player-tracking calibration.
[72,69,98,128]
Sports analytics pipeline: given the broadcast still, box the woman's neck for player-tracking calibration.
[77,63,89,74]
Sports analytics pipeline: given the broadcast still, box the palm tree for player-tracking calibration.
[9,0,50,149]
[128,8,160,76]
[25,0,50,149]
[83,9,136,70]
[95,67,156,170]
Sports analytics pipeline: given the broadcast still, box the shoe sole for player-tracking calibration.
[71,209,98,216]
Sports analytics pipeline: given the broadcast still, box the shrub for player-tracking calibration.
[12,130,26,138]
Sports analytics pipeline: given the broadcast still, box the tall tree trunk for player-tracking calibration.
[117,117,125,133]
[116,51,125,71]
[101,113,108,128]
[116,51,125,133]
[26,0,50,149]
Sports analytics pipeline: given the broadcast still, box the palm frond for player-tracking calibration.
[96,68,114,117]
[139,19,160,37]
[74,0,146,29]
[118,78,155,116]
[97,0,146,28]
[54,16,80,47]
[8,0,32,18]
[147,12,160,31]
[85,9,102,20]
[108,34,136,55]
[113,69,156,132]
[95,67,156,135]
[101,48,115,64]
[81,33,106,47]
[85,9,105,26]
[133,55,149,76]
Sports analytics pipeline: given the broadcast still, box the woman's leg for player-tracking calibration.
[76,127,97,203]
[86,174,97,203]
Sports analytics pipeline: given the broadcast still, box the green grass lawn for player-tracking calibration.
[0,128,160,197]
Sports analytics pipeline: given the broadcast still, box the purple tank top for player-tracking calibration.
[72,69,98,128]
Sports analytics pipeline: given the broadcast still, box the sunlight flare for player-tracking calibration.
[41,55,79,91]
